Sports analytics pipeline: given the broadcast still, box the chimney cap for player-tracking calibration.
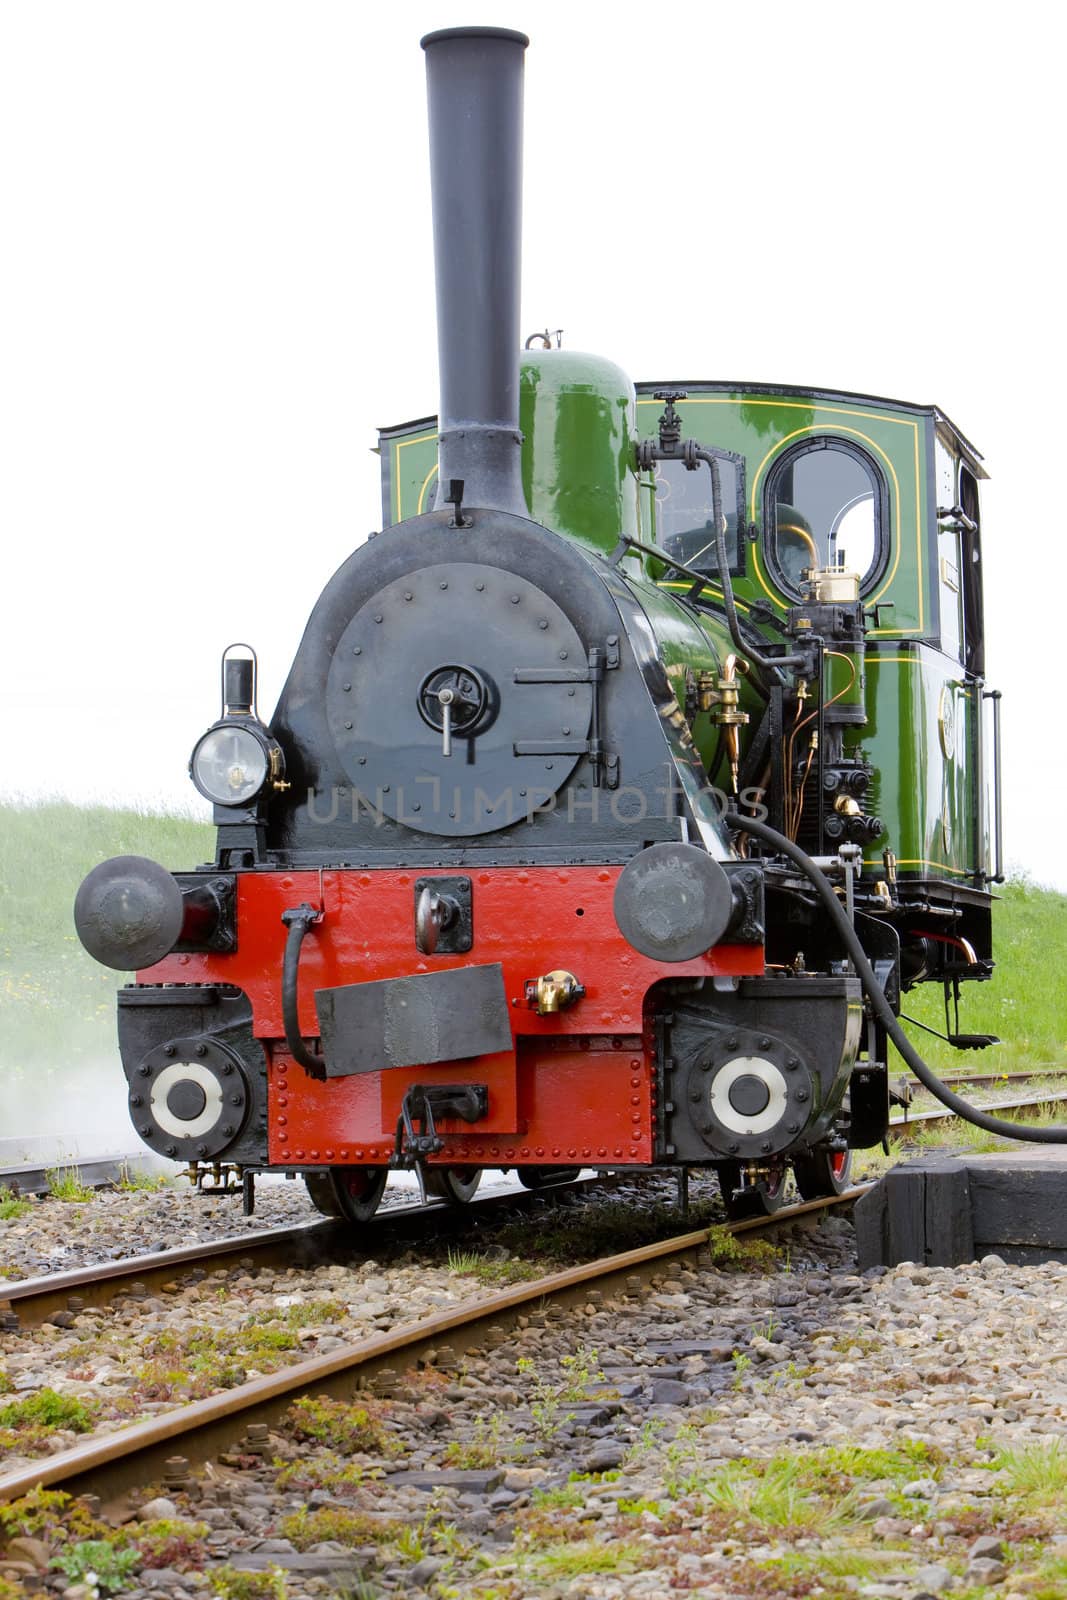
[421,26,529,49]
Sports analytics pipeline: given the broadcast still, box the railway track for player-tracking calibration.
[904,1068,1067,1092]
[7,1084,1060,1326]
[3,1086,1062,1508]
[0,1186,863,1506]
[0,1151,166,1199]
[0,1172,618,1331]
[889,1087,1067,1132]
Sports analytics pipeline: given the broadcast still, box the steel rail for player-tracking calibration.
[0,1154,163,1200]
[0,1173,621,1330]
[6,1090,1057,1327]
[0,1218,339,1331]
[889,1089,1067,1132]
[907,1070,1067,1092]
[0,1187,864,1505]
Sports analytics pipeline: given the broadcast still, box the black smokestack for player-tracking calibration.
[421,26,529,516]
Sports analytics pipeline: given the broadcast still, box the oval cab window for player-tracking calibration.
[764,439,886,597]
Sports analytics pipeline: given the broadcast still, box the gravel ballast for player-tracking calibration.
[2,1210,1066,1600]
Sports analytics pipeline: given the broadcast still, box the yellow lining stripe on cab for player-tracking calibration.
[863,859,975,877]
[636,395,924,638]
[393,431,437,523]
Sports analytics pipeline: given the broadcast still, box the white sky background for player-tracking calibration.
[2,0,1065,888]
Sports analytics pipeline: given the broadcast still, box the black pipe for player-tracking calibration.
[281,904,326,1078]
[421,26,529,515]
[728,812,1067,1145]
[692,448,806,681]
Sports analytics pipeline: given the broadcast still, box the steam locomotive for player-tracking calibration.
[74,27,1005,1223]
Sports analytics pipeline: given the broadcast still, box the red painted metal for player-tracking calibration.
[141,866,763,1168]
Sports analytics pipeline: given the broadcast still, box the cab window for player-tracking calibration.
[764,438,886,596]
[655,452,744,576]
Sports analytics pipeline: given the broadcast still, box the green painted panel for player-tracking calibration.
[634,388,933,642]
[860,646,980,882]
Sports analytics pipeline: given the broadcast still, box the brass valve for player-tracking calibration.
[696,670,749,726]
[697,654,750,795]
[525,970,586,1016]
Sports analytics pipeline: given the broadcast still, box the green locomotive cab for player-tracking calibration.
[380,359,1001,1020]
[632,381,999,994]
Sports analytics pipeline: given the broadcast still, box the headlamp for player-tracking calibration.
[190,723,271,806]
[189,643,285,808]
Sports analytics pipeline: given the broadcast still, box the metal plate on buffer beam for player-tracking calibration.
[316,963,512,1077]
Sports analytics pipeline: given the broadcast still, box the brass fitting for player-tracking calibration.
[525,970,585,1016]
[696,654,751,795]
[696,654,751,725]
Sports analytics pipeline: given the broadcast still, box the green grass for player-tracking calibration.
[988,1439,1067,1509]
[0,1186,31,1221]
[901,877,1067,1077]
[0,798,213,1076]
[46,1163,95,1202]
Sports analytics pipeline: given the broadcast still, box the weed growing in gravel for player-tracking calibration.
[0,1372,12,1396]
[45,1164,95,1203]
[272,1452,379,1493]
[662,1423,708,1497]
[0,1386,97,1451]
[0,1186,30,1220]
[764,1546,899,1582]
[987,1439,1067,1508]
[333,1583,385,1600]
[725,1556,855,1599]
[732,1349,752,1388]
[1030,1553,1067,1600]
[525,1538,647,1578]
[284,1394,404,1457]
[442,1413,505,1468]
[113,1164,169,1193]
[490,1197,717,1267]
[531,1483,585,1511]
[247,1298,347,1329]
[706,1224,781,1271]
[131,1308,351,1402]
[780,1440,943,1491]
[445,1247,542,1285]
[0,1486,107,1542]
[207,1565,287,1599]
[516,1346,603,1442]
[50,1539,138,1594]
[128,1517,210,1570]
[279,1506,407,1549]
[701,1458,859,1536]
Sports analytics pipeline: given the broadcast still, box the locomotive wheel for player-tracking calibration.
[304,1166,388,1225]
[792,1146,853,1201]
[715,1158,788,1220]
[517,1166,582,1190]
[422,1165,483,1206]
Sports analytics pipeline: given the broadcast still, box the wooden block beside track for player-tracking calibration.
[856,1148,1067,1269]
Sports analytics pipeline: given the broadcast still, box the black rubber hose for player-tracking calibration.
[728,811,1067,1144]
[281,904,327,1078]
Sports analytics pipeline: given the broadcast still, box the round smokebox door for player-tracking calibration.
[326,563,593,837]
